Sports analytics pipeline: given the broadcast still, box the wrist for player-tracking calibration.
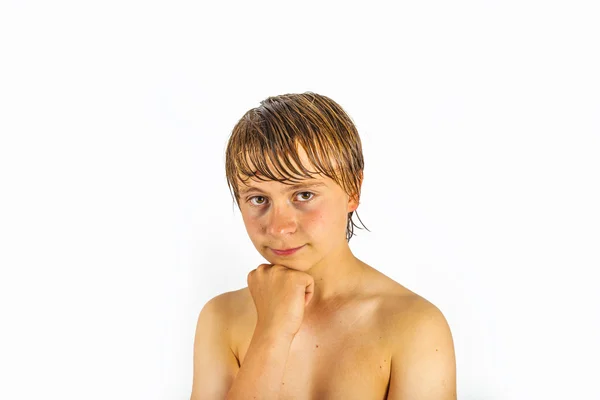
[254,325,295,343]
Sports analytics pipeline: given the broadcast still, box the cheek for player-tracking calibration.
[245,214,264,234]
[240,211,261,234]
[241,204,339,235]
[303,206,335,233]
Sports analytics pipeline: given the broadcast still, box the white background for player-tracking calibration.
[1,1,598,399]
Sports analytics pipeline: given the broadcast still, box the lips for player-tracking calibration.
[271,244,305,256]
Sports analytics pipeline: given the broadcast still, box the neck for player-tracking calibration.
[303,240,368,307]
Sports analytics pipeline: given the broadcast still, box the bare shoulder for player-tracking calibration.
[213,287,256,326]
[203,289,236,314]
[382,287,449,330]
[377,279,453,350]
[364,266,450,331]
[228,286,254,314]
[203,287,252,320]
[376,279,457,399]
[190,289,248,399]
[197,288,252,347]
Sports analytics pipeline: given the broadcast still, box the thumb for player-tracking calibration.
[305,290,314,306]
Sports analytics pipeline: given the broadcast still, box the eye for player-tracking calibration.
[248,196,267,206]
[297,191,314,201]
[247,192,315,207]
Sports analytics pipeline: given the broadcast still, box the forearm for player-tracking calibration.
[226,327,293,400]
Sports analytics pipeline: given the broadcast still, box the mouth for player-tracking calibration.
[270,244,305,256]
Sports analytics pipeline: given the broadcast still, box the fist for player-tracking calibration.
[247,263,315,337]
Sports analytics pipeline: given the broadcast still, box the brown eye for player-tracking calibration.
[249,196,266,206]
[297,192,314,201]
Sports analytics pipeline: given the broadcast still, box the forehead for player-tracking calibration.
[238,177,329,197]
[238,163,326,191]
[238,169,328,190]
[243,144,324,179]
[234,142,343,195]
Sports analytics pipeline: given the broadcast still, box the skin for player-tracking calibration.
[190,145,457,399]
[236,145,368,310]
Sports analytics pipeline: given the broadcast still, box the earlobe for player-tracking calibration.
[347,172,363,212]
[348,194,360,212]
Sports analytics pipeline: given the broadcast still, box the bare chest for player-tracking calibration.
[233,300,393,400]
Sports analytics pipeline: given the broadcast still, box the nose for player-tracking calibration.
[265,202,298,236]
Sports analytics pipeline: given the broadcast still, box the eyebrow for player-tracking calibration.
[239,182,327,196]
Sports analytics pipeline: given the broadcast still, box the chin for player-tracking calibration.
[268,259,309,271]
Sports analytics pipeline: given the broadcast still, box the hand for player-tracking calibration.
[247,263,315,338]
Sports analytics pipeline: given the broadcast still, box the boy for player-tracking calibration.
[190,92,456,399]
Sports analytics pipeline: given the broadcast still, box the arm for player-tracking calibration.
[387,301,457,400]
[225,326,294,400]
[189,293,295,400]
[190,295,240,400]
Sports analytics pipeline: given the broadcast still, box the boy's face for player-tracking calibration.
[236,148,359,270]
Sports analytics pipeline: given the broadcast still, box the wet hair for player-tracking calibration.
[224,91,369,242]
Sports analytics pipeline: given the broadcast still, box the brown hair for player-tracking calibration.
[224,91,369,241]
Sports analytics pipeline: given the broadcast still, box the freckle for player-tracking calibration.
[316,344,319,348]
[436,349,438,351]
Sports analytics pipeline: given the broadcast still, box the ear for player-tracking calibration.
[348,196,359,213]
[347,171,363,212]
